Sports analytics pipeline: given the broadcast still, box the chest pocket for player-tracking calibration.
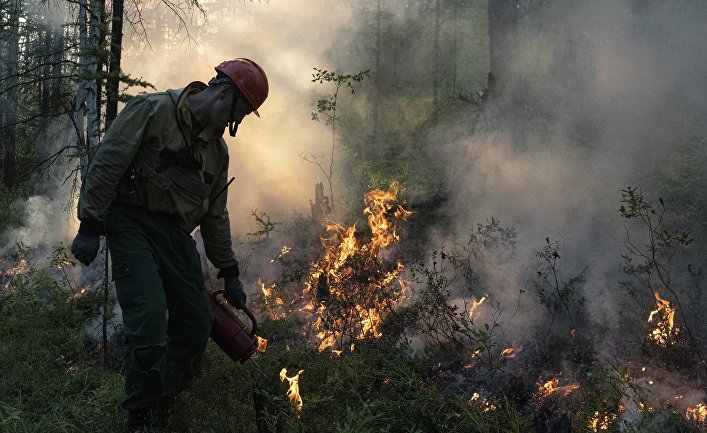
[137,147,213,199]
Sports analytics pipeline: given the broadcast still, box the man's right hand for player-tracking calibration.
[71,232,100,266]
[224,277,247,310]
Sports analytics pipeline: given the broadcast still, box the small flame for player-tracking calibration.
[499,344,523,360]
[538,376,580,397]
[588,411,617,431]
[686,403,706,427]
[279,368,304,411]
[468,295,487,320]
[256,336,268,353]
[271,246,292,262]
[469,392,497,413]
[462,349,482,369]
[260,279,286,320]
[647,292,680,346]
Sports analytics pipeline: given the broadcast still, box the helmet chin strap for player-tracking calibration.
[228,90,239,137]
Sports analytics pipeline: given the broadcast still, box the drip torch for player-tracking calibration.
[209,289,260,364]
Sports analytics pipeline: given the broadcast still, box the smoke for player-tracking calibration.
[430,0,707,356]
[0,118,78,257]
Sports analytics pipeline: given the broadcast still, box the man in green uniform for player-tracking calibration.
[70,58,268,432]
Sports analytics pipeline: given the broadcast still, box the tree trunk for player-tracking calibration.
[372,0,381,140]
[75,0,89,180]
[106,0,124,128]
[2,0,21,187]
[432,0,441,123]
[95,0,107,130]
[87,0,101,149]
[487,0,517,98]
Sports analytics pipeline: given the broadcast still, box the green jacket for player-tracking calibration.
[77,82,238,270]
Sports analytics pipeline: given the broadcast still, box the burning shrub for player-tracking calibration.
[299,181,412,352]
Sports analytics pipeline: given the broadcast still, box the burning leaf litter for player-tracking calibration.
[470,392,498,413]
[537,375,580,398]
[499,344,523,360]
[587,411,618,432]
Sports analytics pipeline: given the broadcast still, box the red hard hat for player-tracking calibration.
[215,58,268,117]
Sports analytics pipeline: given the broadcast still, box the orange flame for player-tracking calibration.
[686,403,706,427]
[256,336,268,353]
[499,344,523,360]
[468,295,487,320]
[538,376,580,397]
[647,292,680,346]
[260,279,286,320]
[279,368,304,411]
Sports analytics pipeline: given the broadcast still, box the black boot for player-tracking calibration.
[127,407,158,432]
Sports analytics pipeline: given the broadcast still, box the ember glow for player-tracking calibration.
[5,258,29,275]
[470,392,498,413]
[538,376,580,398]
[279,367,304,411]
[686,403,706,427]
[271,246,292,262]
[260,279,286,320]
[647,292,680,346]
[587,411,617,431]
[301,182,411,352]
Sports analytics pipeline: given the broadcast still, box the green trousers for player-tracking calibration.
[105,204,213,411]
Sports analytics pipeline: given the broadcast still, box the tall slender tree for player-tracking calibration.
[2,0,20,187]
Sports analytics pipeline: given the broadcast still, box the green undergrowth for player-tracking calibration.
[2,246,704,433]
[0,272,533,433]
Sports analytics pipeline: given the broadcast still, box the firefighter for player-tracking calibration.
[70,58,268,432]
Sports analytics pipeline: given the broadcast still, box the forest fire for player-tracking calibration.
[279,368,304,411]
[647,292,680,346]
[301,182,411,352]
[538,376,580,398]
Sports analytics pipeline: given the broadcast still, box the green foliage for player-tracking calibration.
[533,238,588,336]
[311,68,370,126]
[0,185,24,238]
[0,252,124,433]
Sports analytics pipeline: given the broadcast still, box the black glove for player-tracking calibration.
[223,277,247,310]
[71,232,100,266]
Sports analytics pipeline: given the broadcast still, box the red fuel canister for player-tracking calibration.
[209,290,259,363]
